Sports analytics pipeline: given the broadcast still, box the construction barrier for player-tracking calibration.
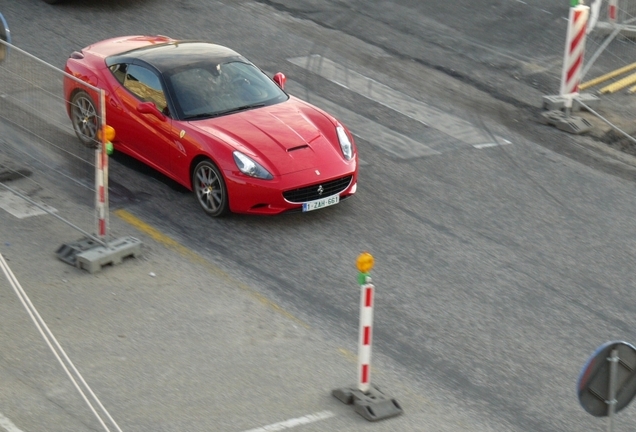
[332,253,402,422]
[583,0,636,93]
[0,37,140,272]
[0,38,106,238]
[560,4,590,100]
[542,1,636,138]
[540,2,594,134]
[357,280,374,393]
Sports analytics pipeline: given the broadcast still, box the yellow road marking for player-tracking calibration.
[115,209,367,365]
[113,208,308,328]
[338,347,358,363]
[580,62,636,90]
[599,71,636,94]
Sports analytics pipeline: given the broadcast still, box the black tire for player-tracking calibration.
[70,90,98,147]
[42,0,62,4]
[192,160,229,217]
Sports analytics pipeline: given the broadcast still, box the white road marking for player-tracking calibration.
[285,79,440,159]
[241,411,335,432]
[0,189,57,218]
[510,0,560,17]
[288,55,509,149]
[0,412,25,432]
[473,140,511,149]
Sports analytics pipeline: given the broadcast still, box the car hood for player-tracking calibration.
[188,101,342,175]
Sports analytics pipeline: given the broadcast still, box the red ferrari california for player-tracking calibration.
[64,35,358,216]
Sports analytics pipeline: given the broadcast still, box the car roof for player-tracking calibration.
[106,41,247,73]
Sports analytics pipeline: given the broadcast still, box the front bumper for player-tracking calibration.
[225,164,358,215]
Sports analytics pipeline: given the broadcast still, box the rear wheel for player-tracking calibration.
[70,90,98,147]
[192,160,229,217]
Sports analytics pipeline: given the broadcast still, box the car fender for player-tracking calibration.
[64,59,102,117]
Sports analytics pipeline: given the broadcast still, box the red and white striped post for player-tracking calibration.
[356,252,375,393]
[96,91,113,243]
[95,146,107,240]
[609,0,618,24]
[559,2,590,108]
[358,280,374,392]
[332,252,403,421]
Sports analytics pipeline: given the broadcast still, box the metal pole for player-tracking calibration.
[607,348,619,432]
[581,25,622,80]
[100,90,109,244]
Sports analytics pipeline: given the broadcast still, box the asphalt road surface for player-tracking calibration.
[2,1,636,431]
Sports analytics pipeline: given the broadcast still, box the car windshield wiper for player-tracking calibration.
[183,112,216,120]
[213,103,266,117]
[183,103,266,120]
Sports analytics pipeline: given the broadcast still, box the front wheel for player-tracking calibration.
[70,90,98,147]
[192,160,229,217]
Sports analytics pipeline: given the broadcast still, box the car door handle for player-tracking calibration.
[109,99,121,110]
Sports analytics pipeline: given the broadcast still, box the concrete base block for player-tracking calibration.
[542,93,601,112]
[57,236,142,273]
[56,237,102,266]
[540,110,593,135]
[332,384,402,421]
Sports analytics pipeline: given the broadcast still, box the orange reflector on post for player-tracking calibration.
[98,125,116,142]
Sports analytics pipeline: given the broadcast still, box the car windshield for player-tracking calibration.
[166,61,289,120]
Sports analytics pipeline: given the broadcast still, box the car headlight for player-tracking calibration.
[336,125,353,160]
[233,151,273,180]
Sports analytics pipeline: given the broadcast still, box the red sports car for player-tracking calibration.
[64,35,358,216]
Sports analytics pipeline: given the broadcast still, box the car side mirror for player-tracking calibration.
[273,72,286,90]
[137,101,166,121]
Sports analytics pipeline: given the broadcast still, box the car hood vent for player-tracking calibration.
[287,144,310,152]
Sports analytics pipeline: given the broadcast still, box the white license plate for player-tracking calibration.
[302,194,340,212]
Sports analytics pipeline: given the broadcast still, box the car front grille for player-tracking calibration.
[283,175,353,203]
